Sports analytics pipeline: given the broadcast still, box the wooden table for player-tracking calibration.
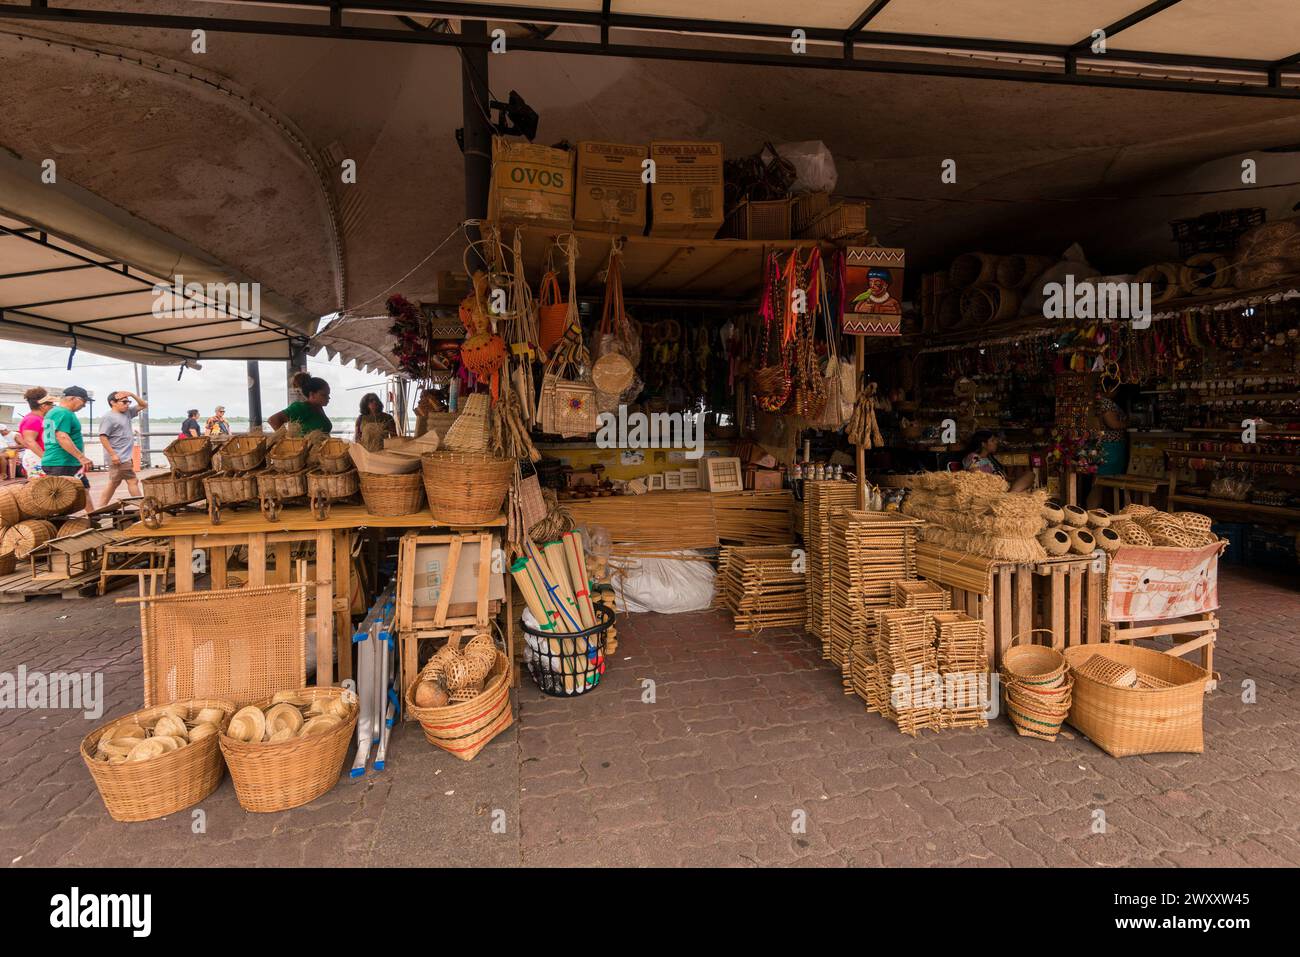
[120,505,506,686]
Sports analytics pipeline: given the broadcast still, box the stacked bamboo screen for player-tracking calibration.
[827,509,923,672]
[716,545,804,633]
[713,490,796,545]
[566,492,719,554]
[802,481,858,643]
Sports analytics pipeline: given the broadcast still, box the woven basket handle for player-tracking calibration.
[1008,628,1056,648]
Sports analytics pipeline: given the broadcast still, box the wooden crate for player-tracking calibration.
[917,543,1106,668]
[719,198,792,240]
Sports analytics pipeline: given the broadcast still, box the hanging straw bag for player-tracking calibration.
[591,245,641,414]
[537,269,569,356]
[539,337,597,437]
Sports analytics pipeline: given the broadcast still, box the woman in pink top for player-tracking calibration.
[15,386,54,479]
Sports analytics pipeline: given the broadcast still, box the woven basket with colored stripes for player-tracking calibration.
[404,652,513,761]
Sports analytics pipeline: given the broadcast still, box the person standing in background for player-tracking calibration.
[180,409,201,438]
[15,387,54,479]
[41,385,93,488]
[206,406,231,436]
[97,390,148,508]
[354,392,396,449]
[0,426,17,480]
[268,372,332,435]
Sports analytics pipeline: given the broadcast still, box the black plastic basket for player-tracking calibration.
[1170,207,1265,258]
[521,604,613,697]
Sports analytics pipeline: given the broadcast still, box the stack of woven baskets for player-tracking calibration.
[1037,502,1122,556]
[0,475,87,573]
[902,472,1049,562]
[1000,632,1073,742]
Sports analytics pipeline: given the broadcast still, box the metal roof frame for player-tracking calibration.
[0,221,306,364]
[3,0,1299,98]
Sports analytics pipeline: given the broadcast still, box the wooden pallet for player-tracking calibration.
[0,565,111,602]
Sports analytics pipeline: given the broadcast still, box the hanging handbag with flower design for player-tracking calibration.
[539,334,597,438]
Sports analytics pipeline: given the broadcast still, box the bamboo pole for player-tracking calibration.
[855,336,866,509]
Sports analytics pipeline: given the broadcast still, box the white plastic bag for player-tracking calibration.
[776,141,838,194]
[610,553,715,614]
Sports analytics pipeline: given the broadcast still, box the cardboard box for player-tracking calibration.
[411,536,506,620]
[648,141,724,238]
[574,141,647,233]
[488,136,573,228]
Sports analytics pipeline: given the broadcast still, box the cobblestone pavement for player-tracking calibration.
[1,568,1296,867]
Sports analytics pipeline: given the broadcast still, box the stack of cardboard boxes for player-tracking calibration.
[488,135,724,239]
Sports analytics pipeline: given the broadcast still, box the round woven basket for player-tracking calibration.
[3,519,56,559]
[1038,527,1070,556]
[1119,503,1156,518]
[163,436,212,473]
[1069,528,1096,555]
[219,686,357,813]
[1174,511,1212,534]
[358,470,425,516]
[421,451,513,525]
[17,475,82,517]
[81,699,235,822]
[1096,527,1122,552]
[1086,509,1111,528]
[1001,630,1067,688]
[592,352,635,394]
[0,486,22,527]
[1061,504,1087,527]
[267,437,310,473]
[213,434,266,472]
[313,437,352,474]
[405,652,513,761]
[1114,519,1152,546]
[1003,673,1073,741]
[1041,501,1064,525]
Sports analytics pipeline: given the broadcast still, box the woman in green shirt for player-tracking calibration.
[269,372,333,435]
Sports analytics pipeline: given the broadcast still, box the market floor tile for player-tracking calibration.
[1,568,1296,867]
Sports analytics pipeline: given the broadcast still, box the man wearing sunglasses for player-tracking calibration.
[98,389,148,508]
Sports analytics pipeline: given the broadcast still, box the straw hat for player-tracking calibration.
[97,739,138,761]
[272,691,311,708]
[227,706,266,743]
[107,721,147,740]
[301,714,342,736]
[153,735,188,750]
[126,737,177,762]
[265,702,304,737]
[188,723,219,743]
[193,708,226,727]
[153,714,189,740]
[268,726,298,743]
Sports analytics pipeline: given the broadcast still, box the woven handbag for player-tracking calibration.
[539,337,597,437]
[537,270,569,356]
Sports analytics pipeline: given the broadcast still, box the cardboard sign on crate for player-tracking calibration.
[1106,542,1222,622]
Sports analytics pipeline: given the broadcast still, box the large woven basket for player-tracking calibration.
[405,652,513,760]
[1003,673,1073,741]
[81,698,236,822]
[307,468,359,520]
[213,434,267,472]
[267,437,310,472]
[1064,644,1210,756]
[17,475,82,517]
[0,486,21,526]
[358,470,425,517]
[163,436,213,473]
[2,519,56,559]
[220,686,357,812]
[421,451,512,525]
[142,470,208,508]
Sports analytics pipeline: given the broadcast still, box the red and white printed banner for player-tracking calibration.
[1106,542,1224,623]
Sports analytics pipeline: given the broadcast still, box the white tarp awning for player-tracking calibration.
[308,313,400,376]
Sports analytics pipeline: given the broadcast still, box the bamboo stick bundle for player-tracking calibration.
[915,542,995,596]
[712,490,796,545]
[562,530,597,627]
[566,492,718,552]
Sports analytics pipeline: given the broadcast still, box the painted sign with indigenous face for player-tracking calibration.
[843,246,906,335]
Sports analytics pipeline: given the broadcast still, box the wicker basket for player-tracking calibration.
[0,550,15,575]
[307,468,359,519]
[267,437,310,473]
[142,470,208,508]
[405,652,513,761]
[17,475,82,517]
[203,470,261,524]
[163,436,213,473]
[0,486,21,526]
[1001,630,1067,688]
[313,437,352,474]
[81,698,236,822]
[219,686,357,812]
[442,393,491,452]
[421,451,512,525]
[1174,511,1213,534]
[358,470,425,517]
[1073,653,1138,688]
[2,519,56,559]
[213,434,267,472]
[257,469,308,521]
[1003,673,1074,742]
[1064,644,1211,756]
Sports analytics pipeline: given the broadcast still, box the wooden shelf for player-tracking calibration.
[1185,428,1300,437]
[1164,448,1300,464]
[1170,494,1300,520]
[501,224,830,299]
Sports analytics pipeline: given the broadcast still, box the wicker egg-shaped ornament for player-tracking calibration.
[441,655,474,691]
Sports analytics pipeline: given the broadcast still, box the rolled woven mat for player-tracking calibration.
[1086,509,1111,528]
[1039,527,1071,556]
[1062,504,1087,527]
[948,252,1001,289]
[959,283,1020,326]
[995,254,1055,290]
[1135,263,1181,304]
[1179,253,1232,296]
[1068,528,1096,555]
